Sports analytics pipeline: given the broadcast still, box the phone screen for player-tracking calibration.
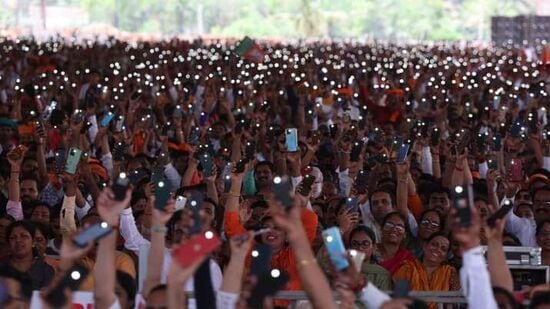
[73,222,112,248]
[322,227,349,271]
[285,128,298,152]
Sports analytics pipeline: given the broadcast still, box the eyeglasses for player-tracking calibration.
[421,219,440,229]
[350,240,372,249]
[383,222,406,233]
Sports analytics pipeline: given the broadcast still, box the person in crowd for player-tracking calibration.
[409,209,444,257]
[394,233,460,297]
[348,225,392,290]
[375,212,415,275]
[0,220,54,289]
[0,35,547,309]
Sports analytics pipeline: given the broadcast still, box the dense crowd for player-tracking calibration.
[0,36,549,309]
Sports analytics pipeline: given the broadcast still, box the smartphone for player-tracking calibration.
[43,263,89,307]
[492,133,502,151]
[431,128,440,146]
[172,231,221,268]
[396,143,410,164]
[487,159,498,170]
[73,222,113,248]
[55,149,66,172]
[100,112,115,127]
[154,178,172,210]
[112,172,129,201]
[151,166,165,184]
[247,270,289,308]
[113,142,125,161]
[128,167,148,185]
[487,199,513,228]
[297,174,316,196]
[80,121,92,134]
[188,126,200,145]
[476,133,487,152]
[345,197,359,213]
[187,190,204,234]
[250,244,273,277]
[510,120,523,138]
[235,159,248,173]
[323,227,349,271]
[508,159,523,182]
[349,249,365,273]
[451,185,474,228]
[350,140,364,162]
[65,148,82,174]
[330,124,338,139]
[273,176,294,208]
[245,141,256,160]
[115,115,125,132]
[199,112,209,126]
[285,128,298,152]
[355,170,369,194]
[393,279,411,298]
[199,153,213,177]
[175,195,187,211]
[35,119,46,138]
[42,100,57,121]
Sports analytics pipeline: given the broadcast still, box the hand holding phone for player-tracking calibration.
[451,185,473,228]
[154,178,172,210]
[322,227,349,271]
[65,147,82,175]
[73,222,112,248]
[285,128,298,152]
[112,172,130,201]
[172,231,221,268]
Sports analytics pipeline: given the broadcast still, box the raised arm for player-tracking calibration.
[142,201,175,297]
[94,188,132,309]
[273,198,336,309]
[485,219,514,292]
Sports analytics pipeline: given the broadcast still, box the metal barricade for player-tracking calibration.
[269,291,467,309]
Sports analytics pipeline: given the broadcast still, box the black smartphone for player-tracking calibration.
[431,128,440,146]
[476,133,487,152]
[487,199,513,228]
[510,120,523,138]
[188,126,200,145]
[451,185,474,227]
[492,133,502,151]
[487,159,498,170]
[273,176,294,208]
[235,159,248,173]
[297,174,315,196]
[113,142,126,161]
[245,140,256,161]
[43,263,89,307]
[345,197,359,213]
[199,153,213,177]
[80,121,92,134]
[329,124,338,138]
[247,270,290,308]
[112,172,129,201]
[350,140,364,162]
[250,244,273,277]
[187,190,204,235]
[355,170,369,194]
[154,178,172,210]
[393,279,410,298]
[73,222,113,248]
[55,148,66,173]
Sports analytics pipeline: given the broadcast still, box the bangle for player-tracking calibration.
[454,165,463,172]
[152,224,167,234]
[226,192,240,198]
[297,258,317,270]
[10,170,20,174]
